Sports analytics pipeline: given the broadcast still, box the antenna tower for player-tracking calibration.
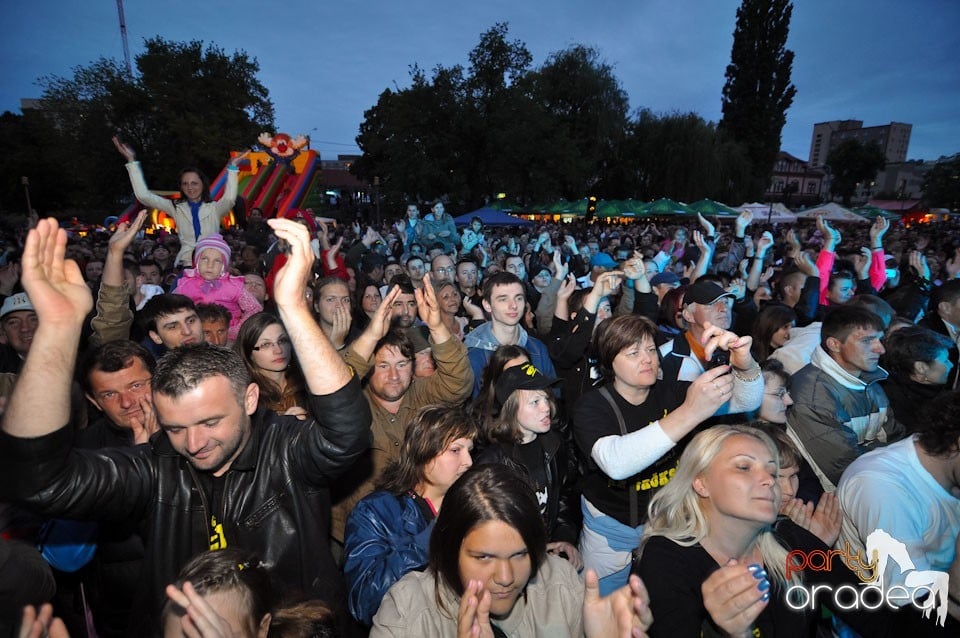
[116,0,133,76]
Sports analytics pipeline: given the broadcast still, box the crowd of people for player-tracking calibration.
[1,145,959,637]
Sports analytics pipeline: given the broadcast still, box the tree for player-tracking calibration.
[922,155,960,210]
[2,38,274,216]
[719,0,797,199]
[825,139,885,206]
[525,46,630,200]
[629,110,753,204]
[353,25,638,210]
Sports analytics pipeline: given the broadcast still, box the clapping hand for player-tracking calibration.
[267,218,314,308]
[702,560,769,638]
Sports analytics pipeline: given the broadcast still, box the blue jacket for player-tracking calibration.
[465,322,557,397]
[343,490,434,625]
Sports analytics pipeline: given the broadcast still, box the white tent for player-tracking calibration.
[794,202,866,222]
[736,202,797,223]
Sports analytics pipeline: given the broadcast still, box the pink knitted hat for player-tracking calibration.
[193,233,232,270]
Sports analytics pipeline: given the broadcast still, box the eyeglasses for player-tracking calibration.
[253,336,291,351]
[433,267,455,274]
[765,387,790,399]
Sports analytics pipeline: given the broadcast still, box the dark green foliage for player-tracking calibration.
[719,0,797,199]
[922,155,960,210]
[826,140,886,206]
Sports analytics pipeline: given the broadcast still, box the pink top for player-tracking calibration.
[174,272,263,342]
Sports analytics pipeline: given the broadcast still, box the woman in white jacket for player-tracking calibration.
[113,136,243,267]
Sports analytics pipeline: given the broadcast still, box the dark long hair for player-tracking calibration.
[750,304,796,362]
[178,167,212,203]
[429,465,547,612]
[470,344,531,425]
[234,312,306,412]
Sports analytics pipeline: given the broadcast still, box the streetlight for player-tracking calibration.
[21,176,33,214]
[373,176,381,226]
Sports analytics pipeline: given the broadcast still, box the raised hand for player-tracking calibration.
[700,321,755,371]
[702,560,770,638]
[227,150,250,168]
[697,213,716,238]
[909,250,931,280]
[583,570,653,638]
[756,231,774,256]
[557,273,577,301]
[853,247,872,280]
[726,277,746,301]
[816,216,841,251]
[585,271,624,314]
[110,210,147,253]
[785,229,801,257]
[553,249,569,280]
[369,286,402,340]
[112,135,136,162]
[415,273,449,341]
[267,218,314,309]
[869,217,890,246]
[18,604,69,638]
[21,218,93,326]
[794,251,818,277]
[807,492,842,546]
[165,581,242,637]
[735,210,753,237]
[457,579,494,638]
[693,230,709,252]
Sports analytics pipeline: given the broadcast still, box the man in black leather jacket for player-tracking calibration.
[0,218,371,632]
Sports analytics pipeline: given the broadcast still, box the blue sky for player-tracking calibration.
[2,0,958,164]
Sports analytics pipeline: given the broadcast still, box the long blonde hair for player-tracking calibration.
[641,424,796,586]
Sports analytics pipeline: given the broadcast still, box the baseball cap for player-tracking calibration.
[590,253,617,269]
[683,280,734,306]
[0,292,34,320]
[494,362,561,406]
[650,272,680,287]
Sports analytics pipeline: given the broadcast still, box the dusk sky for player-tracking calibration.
[3,0,958,166]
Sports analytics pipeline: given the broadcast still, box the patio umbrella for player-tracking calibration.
[794,202,866,223]
[597,200,628,217]
[525,201,553,215]
[567,199,590,215]
[489,200,519,213]
[453,207,532,226]
[639,198,695,216]
[854,205,901,221]
[736,202,797,223]
[546,199,573,214]
[688,199,741,217]
[620,199,648,216]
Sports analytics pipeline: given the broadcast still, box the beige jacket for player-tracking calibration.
[370,555,583,637]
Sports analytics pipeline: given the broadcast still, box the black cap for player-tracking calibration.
[683,280,734,306]
[494,362,561,406]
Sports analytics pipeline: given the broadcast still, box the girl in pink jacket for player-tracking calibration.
[174,233,262,343]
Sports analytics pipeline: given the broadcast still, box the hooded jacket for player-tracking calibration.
[465,322,556,397]
[786,345,904,490]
